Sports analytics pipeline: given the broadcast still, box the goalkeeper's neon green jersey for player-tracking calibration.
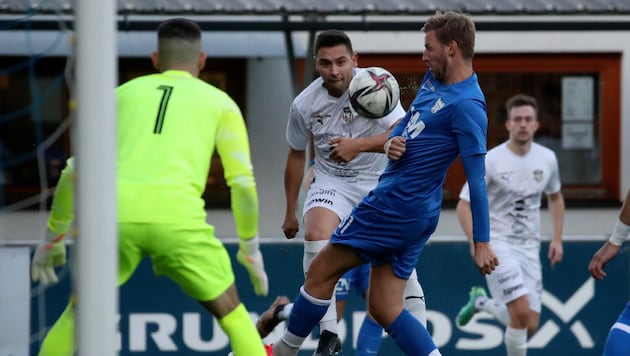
[116,70,258,237]
[48,70,259,238]
[47,157,74,235]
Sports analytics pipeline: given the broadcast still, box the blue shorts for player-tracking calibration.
[335,263,370,301]
[331,195,439,279]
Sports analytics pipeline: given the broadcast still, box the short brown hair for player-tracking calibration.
[505,94,538,117]
[422,10,476,59]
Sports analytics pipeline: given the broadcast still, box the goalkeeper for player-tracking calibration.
[30,18,269,356]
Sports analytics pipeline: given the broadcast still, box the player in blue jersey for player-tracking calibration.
[588,188,630,355]
[272,10,498,356]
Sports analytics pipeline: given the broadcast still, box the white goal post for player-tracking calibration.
[74,1,118,355]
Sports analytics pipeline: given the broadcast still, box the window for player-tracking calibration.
[0,57,247,209]
[356,53,622,204]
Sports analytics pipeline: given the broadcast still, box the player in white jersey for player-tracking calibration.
[455,94,565,356]
[588,188,630,355]
[281,29,426,355]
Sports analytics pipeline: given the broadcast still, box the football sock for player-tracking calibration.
[287,286,331,337]
[356,316,384,356]
[38,302,75,356]
[275,286,331,356]
[219,303,266,356]
[603,302,630,356]
[385,309,439,356]
[504,327,527,356]
[476,296,511,326]
[403,269,427,326]
[304,240,338,335]
[303,240,328,277]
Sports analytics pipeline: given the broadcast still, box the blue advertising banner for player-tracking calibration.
[30,241,629,355]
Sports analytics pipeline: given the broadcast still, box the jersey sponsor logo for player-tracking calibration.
[309,197,333,206]
[502,283,524,296]
[404,110,426,139]
[334,166,359,177]
[314,188,337,197]
[335,277,352,295]
[497,271,518,284]
[342,106,353,123]
[431,97,445,114]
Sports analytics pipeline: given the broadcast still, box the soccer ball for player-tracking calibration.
[348,67,400,119]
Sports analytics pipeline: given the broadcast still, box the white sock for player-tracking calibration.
[278,303,294,321]
[476,297,511,327]
[303,240,338,335]
[504,327,527,356]
[303,240,329,277]
[403,269,427,326]
[273,336,301,356]
[319,294,338,333]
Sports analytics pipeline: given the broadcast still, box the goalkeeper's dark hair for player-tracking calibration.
[505,94,538,117]
[156,18,202,69]
[314,30,354,55]
[157,18,202,42]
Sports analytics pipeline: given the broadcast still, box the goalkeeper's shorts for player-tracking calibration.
[118,222,235,301]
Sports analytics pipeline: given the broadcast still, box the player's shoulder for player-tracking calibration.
[290,77,327,119]
[531,142,559,161]
[486,142,508,159]
[293,76,326,104]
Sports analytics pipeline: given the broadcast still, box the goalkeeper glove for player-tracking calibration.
[31,230,66,286]
[236,236,269,296]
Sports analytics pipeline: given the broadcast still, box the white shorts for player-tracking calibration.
[302,173,377,220]
[485,241,543,313]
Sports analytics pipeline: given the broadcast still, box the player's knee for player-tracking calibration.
[527,323,538,337]
[511,309,529,328]
[304,229,331,241]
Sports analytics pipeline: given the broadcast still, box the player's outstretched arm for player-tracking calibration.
[215,98,269,296]
[328,120,400,163]
[237,236,269,296]
[31,158,75,286]
[384,136,406,160]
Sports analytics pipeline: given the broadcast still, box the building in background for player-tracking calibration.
[0,0,629,239]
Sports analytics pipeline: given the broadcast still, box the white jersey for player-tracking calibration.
[460,141,561,246]
[285,68,405,182]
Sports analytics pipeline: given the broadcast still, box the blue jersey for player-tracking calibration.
[372,71,488,219]
[331,71,489,277]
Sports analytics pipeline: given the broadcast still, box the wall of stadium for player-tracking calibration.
[20,241,629,355]
[0,29,629,242]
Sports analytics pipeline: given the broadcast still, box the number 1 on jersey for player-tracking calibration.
[154,85,173,134]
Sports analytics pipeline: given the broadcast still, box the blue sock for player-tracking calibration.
[604,302,630,356]
[385,309,437,356]
[286,286,330,337]
[356,316,383,356]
